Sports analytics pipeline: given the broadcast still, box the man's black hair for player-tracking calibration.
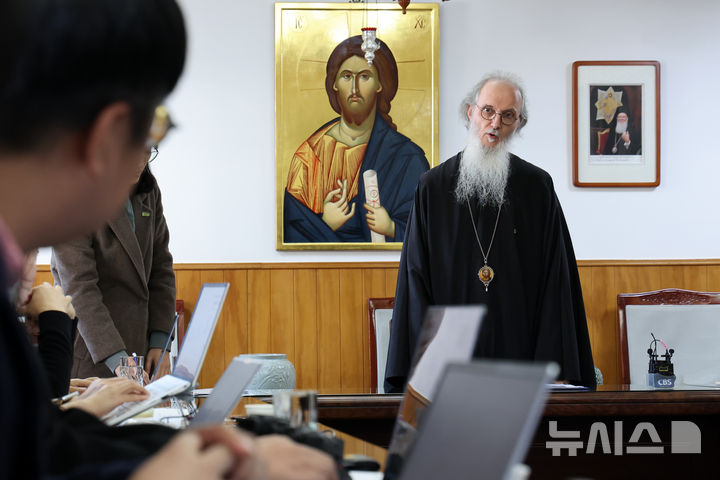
[0,0,186,152]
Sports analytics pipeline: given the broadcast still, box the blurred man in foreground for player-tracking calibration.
[0,1,337,479]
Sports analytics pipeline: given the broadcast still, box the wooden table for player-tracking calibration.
[315,394,403,447]
[316,387,720,479]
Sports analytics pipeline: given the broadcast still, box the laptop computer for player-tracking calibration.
[397,361,558,480]
[380,305,557,479]
[103,282,230,426]
[190,356,261,427]
[384,305,485,465]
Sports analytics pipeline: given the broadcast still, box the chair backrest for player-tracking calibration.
[617,288,720,385]
[368,297,394,393]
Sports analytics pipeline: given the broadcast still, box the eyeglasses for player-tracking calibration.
[145,146,159,165]
[476,104,520,126]
[147,106,175,147]
[143,106,172,166]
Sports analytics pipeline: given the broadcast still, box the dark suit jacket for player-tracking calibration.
[51,183,176,377]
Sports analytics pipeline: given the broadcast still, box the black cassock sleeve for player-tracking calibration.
[384,182,432,393]
[534,189,596,387]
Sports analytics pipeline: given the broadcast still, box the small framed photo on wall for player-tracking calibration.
[572,61,660,187]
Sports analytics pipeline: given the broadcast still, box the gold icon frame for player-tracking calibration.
[275,2,439,250]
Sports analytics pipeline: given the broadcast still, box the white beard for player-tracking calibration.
[615,120,628,134]
[455,126,511,208]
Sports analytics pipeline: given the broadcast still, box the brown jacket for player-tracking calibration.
[51,183,176,378]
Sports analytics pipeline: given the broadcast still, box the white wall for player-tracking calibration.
[42,0,718,263]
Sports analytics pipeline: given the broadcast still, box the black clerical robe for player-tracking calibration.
[384,152,596,392]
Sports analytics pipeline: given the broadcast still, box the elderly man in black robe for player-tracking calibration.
[385,72,596,392]
[602,107,641,155]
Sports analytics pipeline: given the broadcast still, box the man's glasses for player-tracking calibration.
[143,106,173,166]
[145,146,159,165]
[476,104,520,126]
[147,106,174,147]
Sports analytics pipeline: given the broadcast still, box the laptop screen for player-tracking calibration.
[398,361,558,480]
[384,306,485,477]
[172,283,229,383]
[191,357,260,427]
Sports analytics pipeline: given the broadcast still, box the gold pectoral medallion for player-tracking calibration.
[478,264,494,292]
[467,199,502,294]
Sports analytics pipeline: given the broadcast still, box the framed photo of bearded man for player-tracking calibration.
[573,61,660,187]
[276,3,439,250]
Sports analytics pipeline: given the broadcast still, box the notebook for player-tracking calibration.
[103,282,230,426]
[191,357,261,427]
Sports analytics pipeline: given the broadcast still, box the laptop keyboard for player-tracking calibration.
[105,394,162,418]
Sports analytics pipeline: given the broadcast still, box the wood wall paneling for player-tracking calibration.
[175,269,202,312]
[384,268,398,298]
[708,265,720,291]
[35,270,55,285]
[247,270,271,356]
[660,265,708,292]
[317,270,342,393]
[193,261,720,391]
[587,266,618,385]
[36,260,720,392]
[294,269,318,389]
[223,269,249,367]
[339,269,364,393]
[269,270,295,371]
[34,260,720,468]
[615,265,664,294]
[198,270,226,387]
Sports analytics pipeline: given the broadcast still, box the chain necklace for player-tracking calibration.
[467,200,502,292]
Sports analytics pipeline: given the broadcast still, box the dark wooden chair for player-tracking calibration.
[368,297,394,393]
[617,288,720,385]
